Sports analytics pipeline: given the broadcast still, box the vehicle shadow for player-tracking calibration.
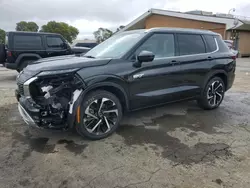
[121,100,226,134]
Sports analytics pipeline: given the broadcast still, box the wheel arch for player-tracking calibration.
[83,82,130,111]
[203,70,228,90]
[67,81,130,129]
[15,53,41,66]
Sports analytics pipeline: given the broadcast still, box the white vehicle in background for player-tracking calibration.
[224,40,239,57]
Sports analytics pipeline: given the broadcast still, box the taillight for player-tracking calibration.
[7,51,12,57]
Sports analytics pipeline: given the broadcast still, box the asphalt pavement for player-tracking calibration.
[0,59,250,188]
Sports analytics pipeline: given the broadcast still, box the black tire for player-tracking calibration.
[197,77,225,110]
[0,44,6,64]
[76,90,123,140]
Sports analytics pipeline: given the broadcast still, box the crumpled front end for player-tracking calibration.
[16,70,85,129]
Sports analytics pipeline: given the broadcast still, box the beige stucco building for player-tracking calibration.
[120,9,250,57]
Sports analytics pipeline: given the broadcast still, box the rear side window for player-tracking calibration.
[216,36,230,52]
[46,36,64,47]
[204,35,217,52]
[177,34,206,55]
[136,33,175,58]
[14,35,42,49]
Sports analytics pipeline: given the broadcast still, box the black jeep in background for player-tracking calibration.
[0,31,90,71]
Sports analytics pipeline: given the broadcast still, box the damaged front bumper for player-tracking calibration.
[18,102,39,128]
[16,89,84,129]
[16,70,85,130]
[17,95,40,128]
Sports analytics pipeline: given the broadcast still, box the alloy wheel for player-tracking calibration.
[83,98,119,135]
[207,80,224,107]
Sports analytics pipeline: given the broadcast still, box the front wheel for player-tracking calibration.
[197,77,225,110]
[76,90,123,140]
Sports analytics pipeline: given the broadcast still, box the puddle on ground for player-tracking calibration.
[143,108,229,134]
[11,131,88,159]
[116,125,232,164]
[57,139,88,155]
[12,131,56,160]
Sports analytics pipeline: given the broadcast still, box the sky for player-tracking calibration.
[0,0,250,40]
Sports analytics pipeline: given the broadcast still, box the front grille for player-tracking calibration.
[17,82,24,95]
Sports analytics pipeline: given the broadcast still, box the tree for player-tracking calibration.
[16,21,39,32]
[40,21,79,43]
[0,29,5,44]
[93,28,113,43]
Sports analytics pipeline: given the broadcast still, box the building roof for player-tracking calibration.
[242,19,250,25]
[119,9,246,33]
[235,19,250,31]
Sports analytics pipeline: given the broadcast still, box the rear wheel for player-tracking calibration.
[76,90,123,140]
[197,77,225,110]
[0,44,6,64]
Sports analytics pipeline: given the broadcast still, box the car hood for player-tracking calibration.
[25,55,111,73]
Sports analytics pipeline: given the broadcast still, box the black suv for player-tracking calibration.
[0,31,89,71]
[16,28,236,140]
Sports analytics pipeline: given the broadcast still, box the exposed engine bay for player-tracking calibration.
[29,75,84,129]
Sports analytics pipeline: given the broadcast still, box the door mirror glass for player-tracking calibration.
[137,50,155,63]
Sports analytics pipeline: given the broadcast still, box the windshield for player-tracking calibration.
[84,32,145,58]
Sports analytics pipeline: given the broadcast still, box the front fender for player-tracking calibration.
[84,74,127,89]
[67,74,129,129]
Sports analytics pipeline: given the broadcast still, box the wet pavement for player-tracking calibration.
[0,59,250,188]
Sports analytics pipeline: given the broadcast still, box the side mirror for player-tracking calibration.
[137,51,155,63]
[133,51,155,68]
